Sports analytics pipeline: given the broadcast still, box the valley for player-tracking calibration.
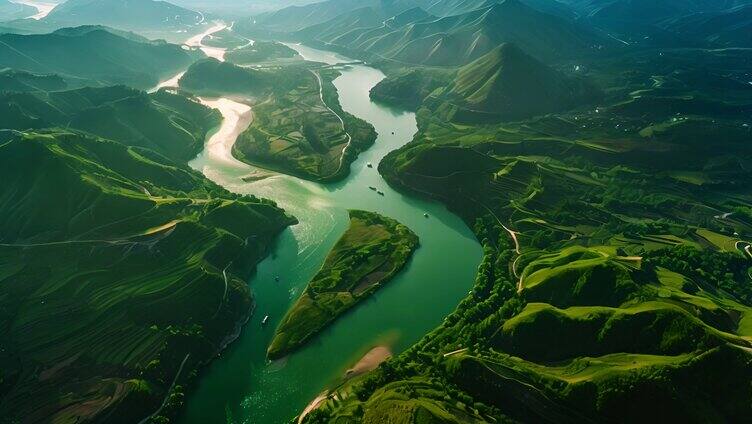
[1,0,752,423]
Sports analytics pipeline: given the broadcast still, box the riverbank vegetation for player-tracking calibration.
[268,210,418,359]
[295,7,752,422]
[180,58,377,181]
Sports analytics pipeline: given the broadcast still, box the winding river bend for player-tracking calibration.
[171,33,482,424]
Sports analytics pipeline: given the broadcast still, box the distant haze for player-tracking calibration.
[168,0,320,15]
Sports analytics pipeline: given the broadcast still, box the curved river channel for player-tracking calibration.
[167,30,482,424]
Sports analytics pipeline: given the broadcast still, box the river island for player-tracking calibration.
[267,210,419,359]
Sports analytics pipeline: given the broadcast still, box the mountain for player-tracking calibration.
[313,38,752,424]
[0,84,220,162]
[43,0,203,32]
[424,0,574,17]
[369,67,453,109]
[0,69,67,92]
[0,0,36,21]
[283,0,613,65]
[663,4,752,47]
[252,0,400,32]
[0,27,202,89]
[436,43,600,121]
[168,0,316,15]
[560,0,751,24]
[0,129,294,423]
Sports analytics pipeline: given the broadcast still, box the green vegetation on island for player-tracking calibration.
[225,41,300,66]
[180,58,377,181]
[0,129,296,423]
[267,210,419,360]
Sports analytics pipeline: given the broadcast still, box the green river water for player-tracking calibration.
[179,42,482,424]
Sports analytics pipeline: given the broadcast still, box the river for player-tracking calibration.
[165,34,482,424]
[10,0,57,19]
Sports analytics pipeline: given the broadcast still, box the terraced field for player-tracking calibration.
[179,59,377,181]
[0,130,295,423]
[305,40,752,424]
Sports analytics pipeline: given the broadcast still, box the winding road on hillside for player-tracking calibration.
[310,69,353,178]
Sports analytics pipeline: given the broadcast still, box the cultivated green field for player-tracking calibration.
[0,130,295,423]
[180,59,377,181]
[305,35,752,424]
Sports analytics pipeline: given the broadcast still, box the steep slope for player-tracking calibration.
[0,85,220,162]
[0,130,295,424]
[435,43,599,121]
[43,0,202,32]
[305,35,752,424]
[560,0,750,24]
[282,0,612,65]
[663,4,752,47]
[0,69,67,92]
[0,27,201,89]
[252,0,381,32]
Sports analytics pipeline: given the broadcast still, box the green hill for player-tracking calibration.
[663,4,752,47]
[0,69,67,92]
[304,36,752,424]
[0,27,202,89]
[441,43,599,121]
[371,44,599,121]
[560,0,749,24]
[0,85,220,162]
[369,67,452,110]
[245,0,613,65]
[180,59,378,182]
[0,130,295,424]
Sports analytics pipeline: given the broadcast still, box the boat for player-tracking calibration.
[274,276,280,282]
[369,186,377,191]
[377,191,385,196]
[261,315,269,326]
[367,162,373,168]
[424,213,429,218]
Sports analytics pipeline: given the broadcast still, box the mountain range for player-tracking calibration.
[43,0,202,31]
[0,26,201,88]
[0,84,220,162]
[244,0,614,66]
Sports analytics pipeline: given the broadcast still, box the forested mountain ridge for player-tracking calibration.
[0,26,202,89]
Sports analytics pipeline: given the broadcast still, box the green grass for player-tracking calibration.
[267,210,418,359]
